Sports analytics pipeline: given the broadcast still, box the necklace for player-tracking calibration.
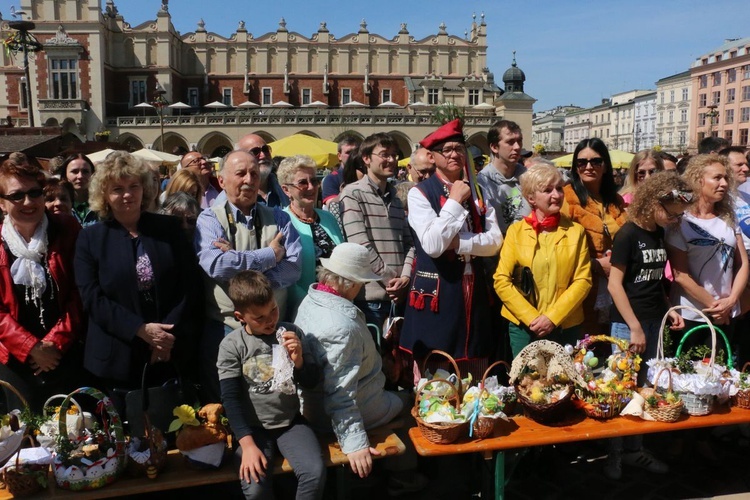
[289,204,316,224]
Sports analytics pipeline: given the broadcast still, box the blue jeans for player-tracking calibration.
[610,320,661,386]
[355,300,392,347]
[235,420,326,500]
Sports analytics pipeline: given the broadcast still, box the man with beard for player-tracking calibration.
[236,133,289,208]
[195,149,301,402]
[180,151,222,208]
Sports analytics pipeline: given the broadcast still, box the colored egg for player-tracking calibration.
[587,356,599,367]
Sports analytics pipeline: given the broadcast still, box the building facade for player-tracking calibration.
[690,37,750,149]
[655,71,691,154]
[562,107,591,152]
[531,105,580,152]
[633,91,656,151]
[1,0,534,157]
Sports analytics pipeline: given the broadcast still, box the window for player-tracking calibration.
[188,87,199,108]
[681,109,688,122]
[698,132,706,142]
[700,75,708,88]
[742,107,750,123]
[745,65,750,79]
[713,72,721,86]
[222,88,232,106]
[660,92,664,104]
[381,88,391,103]
[679,131,686,145]
[743,86,750,101]
[658,112,663,124]
[699,94,707,107]
[50,58,78,99]
[427,88,439,105]
[341,88,351,105]
[262,87,272,105]
[726,109,735,124]
[725,130,733,143]
[670,90,675,103]
[468,89,479,106]
[19,80,27,109]
[699,113,706,126]
[740,128,749,145]
[301,88,312,105]
[712,91,721,105]
[129,79,147,107]
[668,110,674,123]
[667,132,673,145]
[728,88,736,104]
[682,88,689,101]
[728,68,737,83]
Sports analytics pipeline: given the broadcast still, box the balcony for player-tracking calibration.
[37,99,87,128]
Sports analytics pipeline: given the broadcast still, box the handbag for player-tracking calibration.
[512,265,537,307]
[120,363,198,438]
[380,302,414,390]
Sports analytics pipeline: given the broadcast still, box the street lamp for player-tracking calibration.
[706,103,719,137]
[5,21,43,127]
[152,81,168,152]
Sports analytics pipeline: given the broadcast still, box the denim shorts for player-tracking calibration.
[610,319,662,385]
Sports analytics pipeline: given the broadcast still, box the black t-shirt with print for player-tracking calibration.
[609,221,669,323]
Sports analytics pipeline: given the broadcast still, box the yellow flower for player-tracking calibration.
[168,405,200,433]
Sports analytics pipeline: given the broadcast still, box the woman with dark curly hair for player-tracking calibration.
[562,138,628,332]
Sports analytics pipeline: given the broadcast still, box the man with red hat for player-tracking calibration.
[400,119,503,378]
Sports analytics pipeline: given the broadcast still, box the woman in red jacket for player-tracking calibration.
[0,159,84,411]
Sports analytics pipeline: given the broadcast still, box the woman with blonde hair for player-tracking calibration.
[619,149,665,205]
[75,151,202,413]
[162,168,203,207]
[494,163,592,356]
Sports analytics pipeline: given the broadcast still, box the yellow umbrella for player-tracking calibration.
[552,150,634,169]
[268,134,339,168]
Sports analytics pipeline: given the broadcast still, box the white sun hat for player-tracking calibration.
[319,243,381,283]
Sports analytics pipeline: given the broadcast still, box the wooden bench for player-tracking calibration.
[0,424,405,499]
[409,405,750,500]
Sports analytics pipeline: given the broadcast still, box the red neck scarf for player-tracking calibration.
[523,211,560,234]
[314,283,341,296]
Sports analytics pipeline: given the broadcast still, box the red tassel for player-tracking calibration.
[414,293,425,310]
[409,291,416,307]
[430,295,439,312]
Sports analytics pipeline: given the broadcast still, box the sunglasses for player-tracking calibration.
[286,178,320,190]
[0,188,44,202]
[659,189,693,203]
[636,168,657,179]
[248,145,272,157]
[575,157,605,168]
[659,202,684,221]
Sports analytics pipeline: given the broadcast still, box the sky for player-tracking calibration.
[4,0,747,111]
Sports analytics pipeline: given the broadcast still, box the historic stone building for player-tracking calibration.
[655,70,691,154]
[1,0,535,157]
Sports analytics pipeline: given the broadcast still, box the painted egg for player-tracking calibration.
[587,357,599,367]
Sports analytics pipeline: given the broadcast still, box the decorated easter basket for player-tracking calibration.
[470,361,514,439]
[420,350,465,396]
[649,306,732,417]
[2,435,48,497]
[412,378,468,444]
[126,413,168,479]
[509,340,585,425]
[643,368,684,423]
[0,380,28,469]
[52,387,127,491]
[38,394,92,451]
[731,363,750,409]
[572,335,639,420]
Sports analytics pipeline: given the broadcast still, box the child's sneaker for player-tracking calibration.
[603,451,622,480]
[621,449,668,473]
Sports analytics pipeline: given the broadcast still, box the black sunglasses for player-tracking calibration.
[575,157,605,168]
[0,188,44,202]
[659,189,693,203]
[248,145,272,157]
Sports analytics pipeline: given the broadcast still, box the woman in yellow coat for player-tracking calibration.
[494,163,593,357]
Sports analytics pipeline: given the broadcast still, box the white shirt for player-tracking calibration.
[407,182,503,260]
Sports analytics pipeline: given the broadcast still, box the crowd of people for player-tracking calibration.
[1,123,750,497]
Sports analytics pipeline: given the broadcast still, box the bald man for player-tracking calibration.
[180,151,222,208]
[406,148,436,182]
[236,133,289,208]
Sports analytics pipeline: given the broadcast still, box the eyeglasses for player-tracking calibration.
[0,188,44,202]
[248,145,272,157]
[575,157,605,168]
[285,178,320,190]
[659,189,693,203]
[415,168,435,179]
[636,168,657,179]
[659,202,684,222]
[372,151,399,161]
[432,145,465,157]
[186,156,209,167]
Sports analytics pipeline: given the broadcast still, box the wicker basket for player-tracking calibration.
[53,387,127,491]
[420,350,464,396]
[652,306,727,417]
[2,436,47,497]
[731,363,750,409]
[516,387,574,425]
[126,413,168,479]
[412,378,468,444]
[0,380,28,469]
[470,361,515,439]
[646,368,684,423]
